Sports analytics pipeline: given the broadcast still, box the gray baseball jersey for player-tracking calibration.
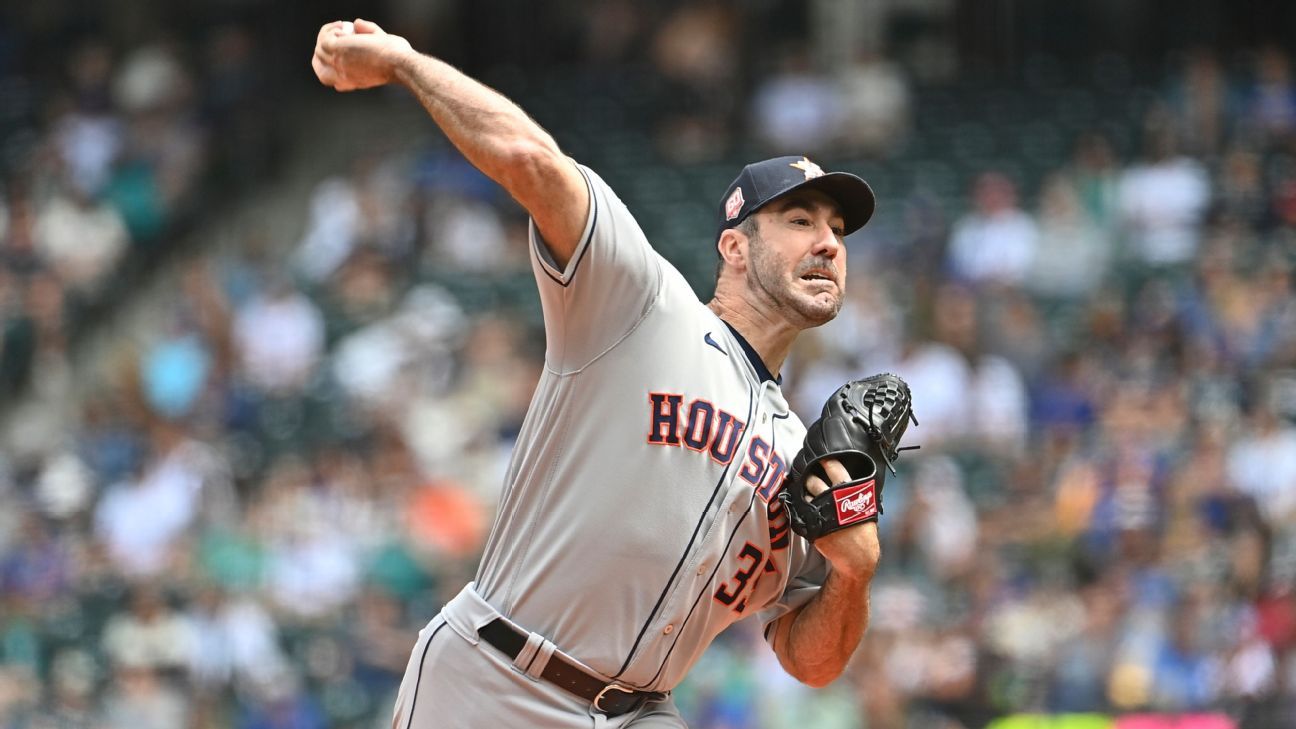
[393,163,829,727]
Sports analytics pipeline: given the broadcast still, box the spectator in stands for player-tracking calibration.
[100,665,188,729]
[425,191,511,273]
[232,276,325,395]
[837,50,911,157]
[1245,46,1296,145]
[292,176,364,284]
[33,177,129,295]
[947,172,1039,287]
[350,587,418,699]
[185,586,288,690]
[330,284,465,419]
[55,42,122,194]
[100,586,194,673]
[650,2,740,162]
[111,43,205,228]
[751,47,841,155]
[1067,132,1122,230]
[1164,49,1232,157]
[1226,398,1296,525]
[2,512,70,594]
[236,666,326,729]
[28,649,99,728]
[908,457,979,579]
[979,290,1050,379]
[1027,173,1111,300]
[895,283,1029,451]
[202,25,275,186]
[1148,603,1220,711]
[578,0,647,67]
[255,457,362,618]
[1049,583,1122,712]
[1219,619,1279,708]
[1,190,44,278]
[0,273,37,396]
[1216,149,1269,228]
[140,310,214,420]
[1118,119,1211,267]
[93,425,236,576]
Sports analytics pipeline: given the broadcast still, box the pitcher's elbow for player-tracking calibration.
[497,138,565,194]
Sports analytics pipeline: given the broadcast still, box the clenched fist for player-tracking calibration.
[311,18,414,92]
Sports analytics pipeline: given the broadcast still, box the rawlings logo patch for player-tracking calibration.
[833,480,877,525]
[725,187,745,220]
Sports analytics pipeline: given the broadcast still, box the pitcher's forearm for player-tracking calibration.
[390,51,562,192]
[776,568,872,687]
[387,49,587,260]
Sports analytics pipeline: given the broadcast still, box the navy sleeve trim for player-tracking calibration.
[532,164,598,288]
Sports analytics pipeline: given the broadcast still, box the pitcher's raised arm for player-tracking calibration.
[312,18,589,265]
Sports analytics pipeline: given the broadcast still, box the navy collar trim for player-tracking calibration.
[723,322,781,385]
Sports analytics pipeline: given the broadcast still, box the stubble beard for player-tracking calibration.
[746,233,843,329]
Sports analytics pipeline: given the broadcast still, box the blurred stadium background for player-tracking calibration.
[2,0,1296,727]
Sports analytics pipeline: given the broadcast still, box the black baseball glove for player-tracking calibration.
[778,373,918,542]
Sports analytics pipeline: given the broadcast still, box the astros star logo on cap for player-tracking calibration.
[790,157,825,180]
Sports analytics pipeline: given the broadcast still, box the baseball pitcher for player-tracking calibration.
[312,19,917,728]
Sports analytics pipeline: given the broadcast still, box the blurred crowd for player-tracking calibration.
[0,142,536,727]
[761,46,1296,729]
[2,4,1296,729]
[0,22,276,401]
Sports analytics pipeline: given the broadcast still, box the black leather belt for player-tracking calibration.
[478,618,666,717]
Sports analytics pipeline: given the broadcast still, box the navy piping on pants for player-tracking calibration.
[404,621,448,729]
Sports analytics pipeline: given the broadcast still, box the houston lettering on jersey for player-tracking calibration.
[740,438,787,505]
[645,392,793,505]
[646,392,746,465]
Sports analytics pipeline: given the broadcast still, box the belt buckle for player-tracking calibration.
[593,683,637,715]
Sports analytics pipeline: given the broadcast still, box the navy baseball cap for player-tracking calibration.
[717,156,876,243]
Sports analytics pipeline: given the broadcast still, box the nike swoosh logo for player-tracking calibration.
[704,332,727,355]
